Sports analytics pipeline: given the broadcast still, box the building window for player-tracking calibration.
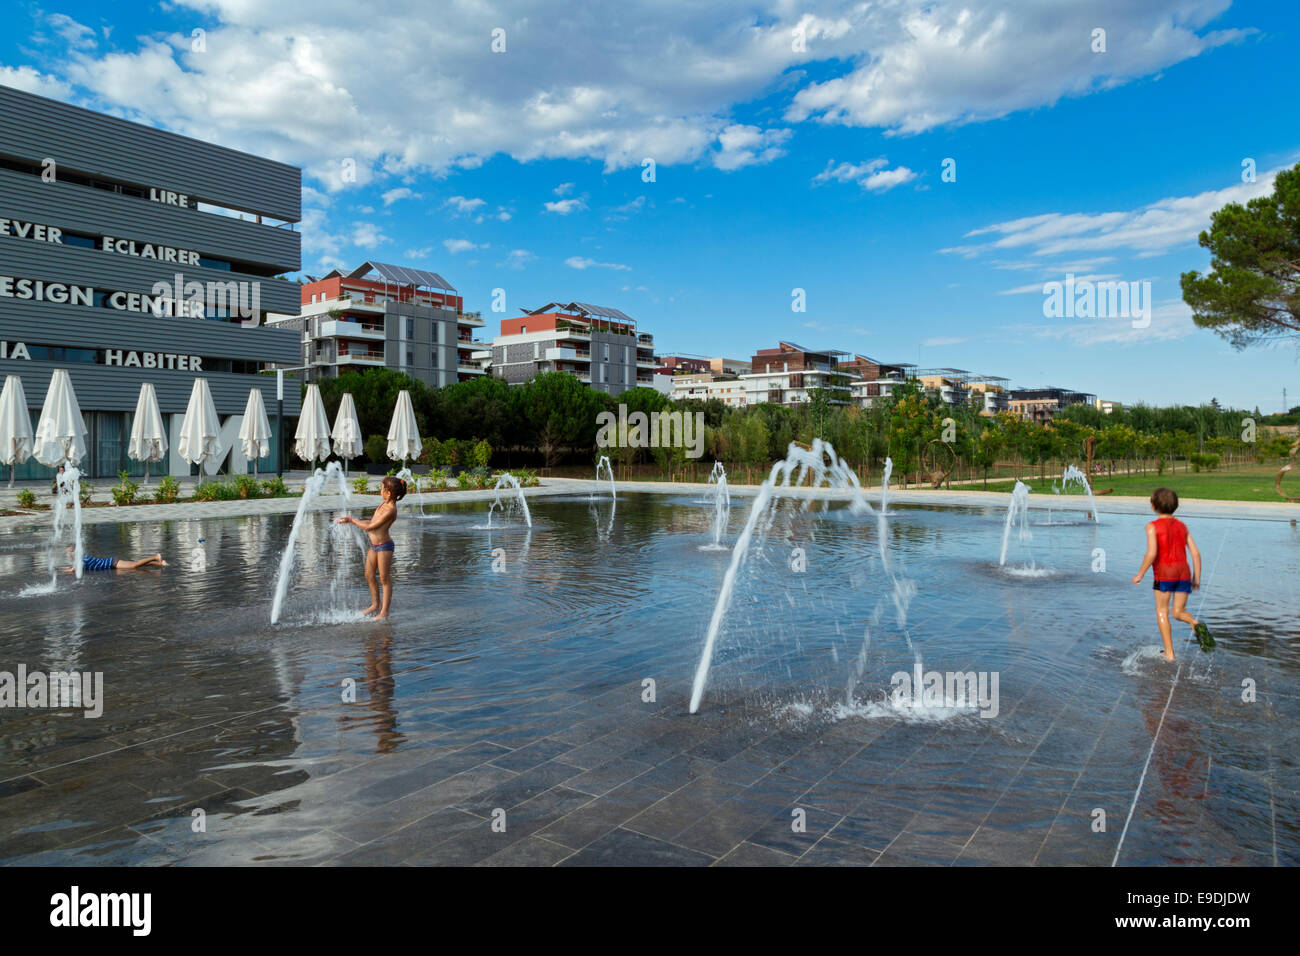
[407,349,414,367]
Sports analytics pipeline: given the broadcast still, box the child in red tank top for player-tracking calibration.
[1131,487,1214,660]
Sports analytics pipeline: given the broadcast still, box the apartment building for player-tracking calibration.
[491,301,655,396]
[740,341,855,406]
[1009,386,1097,423]
[271,261,486,388]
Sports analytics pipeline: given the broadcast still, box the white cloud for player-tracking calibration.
[714,124,791,171]
[443,238,482,254]
[352,222,388,248]
[566,256,630,271]
[788,1,1248,135]
[545,197,587,215]
[813,157,916,192]
[505,249,536,269]
[946,168,1282,260]
[999,273,1121,295]
[382,187,421,206]
[47,14,96,51]
[405,246,434,258]
[20,0,1249,193]
[444,195,486,215]
[920,336,968,347]
[553,182,576,197]
[1014,298,1195,346]
[0,65,72,99]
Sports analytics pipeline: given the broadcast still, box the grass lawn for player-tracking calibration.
[978,464,1295,503]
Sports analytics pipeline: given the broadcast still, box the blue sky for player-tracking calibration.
[3,0,1298,410]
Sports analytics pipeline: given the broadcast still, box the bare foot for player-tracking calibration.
[156,554,168,566]
[361,605,378,616]
[373,612,389,621]
[1163,651,1175,662]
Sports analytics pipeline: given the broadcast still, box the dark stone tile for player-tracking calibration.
[749,805,842,855]
[328,808,486,865]
[488,738,575,773]
[456,761,584,815]
[559,827,714,867]
[794,837,881,866]
[956,826,1046,865]
[715,841,798,867]
[827,800,916,850]
[476,835,575,867]
[566,758,656,796]
[872,830,965,866]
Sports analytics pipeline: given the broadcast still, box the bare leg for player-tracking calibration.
[116,553,167,570]
[361,549,379,616]
[1170,591,1199,631]
[1154,590,1175,661]
[375,550,394,620]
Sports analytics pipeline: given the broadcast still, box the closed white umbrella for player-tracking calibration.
[178,378,222,482]
[331,392,363,473]
[294,383,331,471]
[238,387,273,476]
[34,369,88,579]
[127,382,167,486]
[34,369,88,468]
[0,375,33,487]
[387,389,421,467]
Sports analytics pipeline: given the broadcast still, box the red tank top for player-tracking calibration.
[1152,517,1190,581]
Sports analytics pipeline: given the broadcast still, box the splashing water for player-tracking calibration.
[1061,464,1100,523]
[594,455,615,508]
[393,467,428,519]
[271,461,357,624]
[703,461,730,549]
[486,473,533,529]
[999,480,1033,567]
[880,457,893,515]
[48,465,85,582]
[689,440,879,714]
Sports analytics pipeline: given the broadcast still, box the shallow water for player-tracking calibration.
[0,494,1296,866]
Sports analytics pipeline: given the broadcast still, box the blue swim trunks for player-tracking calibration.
[370,541,394,553]
[82,556,117,571]
[1153,579,1192,593]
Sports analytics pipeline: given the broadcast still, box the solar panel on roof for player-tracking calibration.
[347,260,457,292]
[572,302,633,322]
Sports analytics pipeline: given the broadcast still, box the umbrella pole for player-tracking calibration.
[143,460,149,488]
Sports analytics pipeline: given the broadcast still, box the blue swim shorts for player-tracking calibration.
[1153,579,1192,593]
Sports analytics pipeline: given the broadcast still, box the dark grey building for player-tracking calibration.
[274,262,486,389]
[491,302,655,396]
[0,84,302,479]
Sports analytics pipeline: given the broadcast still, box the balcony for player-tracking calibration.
[459,311,484,325]
[458,363,486,375]
[637,333,654,345]
[337,346,386,365]
[320,319,384,339]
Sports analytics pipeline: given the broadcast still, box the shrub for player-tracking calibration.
[455,470,473,490]
[194,481,239,502]
[364,434,387,463]
[234,474,259,499]
[111,471,139,506]
[470,439,492,470]
[78,481,94,507]
[17,489,37,509]
[418,437,442,468]
[1189,452,1222,473]
[261,476,289,497]
[154,475,182,503]
[351,475,371,495]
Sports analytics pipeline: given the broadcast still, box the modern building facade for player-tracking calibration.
[741,341,855,406]
[491,302,655,396]
[271,261,485,388]
[0,84,302,479]
[1009,387,1097,423]
[669,372,749,407]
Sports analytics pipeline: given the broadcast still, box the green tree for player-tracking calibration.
[517,372,605,467]
[316,369,431,459]
[1181,162,1300,348]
